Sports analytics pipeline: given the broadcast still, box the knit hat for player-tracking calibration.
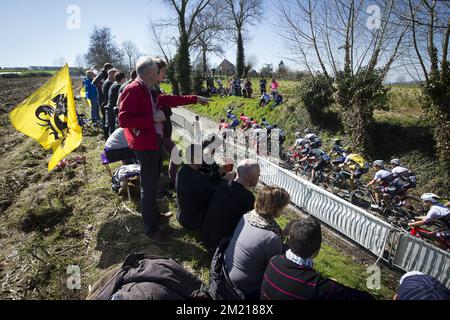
[397,272,450,300]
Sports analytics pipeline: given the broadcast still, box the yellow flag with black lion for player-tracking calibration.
[9,64,83,171]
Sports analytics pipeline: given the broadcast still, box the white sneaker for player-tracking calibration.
[371,204,380,210]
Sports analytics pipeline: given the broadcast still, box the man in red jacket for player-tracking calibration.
[119,56,209,244]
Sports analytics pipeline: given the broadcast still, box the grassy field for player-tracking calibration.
[0,77,401,299]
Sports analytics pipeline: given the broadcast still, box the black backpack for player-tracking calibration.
[203,237,246,300]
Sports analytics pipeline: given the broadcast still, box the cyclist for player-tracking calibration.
[390,159,417,191]
[329,139,348,165]
[227,110,240,130]
[291,132,311,152]
[409,193,450,243]
[261,117,273,130]
[299,148,331,182]
[271,124,286,150]
[218,119,230,138]
[339,153,370,191]
[366,160,404,210]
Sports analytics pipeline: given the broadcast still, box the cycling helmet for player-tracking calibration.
[273,124,278,128]
[304,128,312,134]
[421,193,440,203]
[334,139,342,146]
[372,160,385,168]
[262,117,266,122]
[227,109,232,114]
[295,131,302,138]
[390,158,402,166]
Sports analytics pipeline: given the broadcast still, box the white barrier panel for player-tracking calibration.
[255,156,392,257]
[393,233,450,288]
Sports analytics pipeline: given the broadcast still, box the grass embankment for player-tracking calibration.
[0,77,395,300]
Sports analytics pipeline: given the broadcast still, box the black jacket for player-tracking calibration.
[89,254,208,300]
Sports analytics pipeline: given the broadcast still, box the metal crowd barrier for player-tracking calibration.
[171,111,450,287]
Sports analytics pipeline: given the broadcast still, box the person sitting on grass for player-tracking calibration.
[175,144,215,231]
[260,217,375,300]
[201,159,260,253]
[259,92,271,108]
[224,186,290,300]
[271,93,283,109]
[104,128,137,165]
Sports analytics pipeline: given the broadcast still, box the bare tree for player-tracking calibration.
[223,0,263,78]
[399,0,450,173]
[85,26,123,70]
[53,56,67,67]
[74,54,88,69]
[162,0,212,94]
[122,41,140,72]
[191,3,226,77]
[276,0,409,153]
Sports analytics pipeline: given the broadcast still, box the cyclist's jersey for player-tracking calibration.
[305,133,318,142]
[344,154,369,171]
[308,149,331,162]
[332,145,347,156]
[262,120,273,130]
[240,115,249,123]
[374,170,395,184]
[219,123,230,131]
[424,204,450,228]
[392,166,417,183]
[227,113,237,121]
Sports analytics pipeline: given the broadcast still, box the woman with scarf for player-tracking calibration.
[223,186,290,300]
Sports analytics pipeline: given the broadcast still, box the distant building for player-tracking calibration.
[29,66,61,71]
[0,67,28,71]
[216,59,236,76]
[248,69,258,77]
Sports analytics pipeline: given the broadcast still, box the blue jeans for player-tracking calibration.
[89,99,101,122]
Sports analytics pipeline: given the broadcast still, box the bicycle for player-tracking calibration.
[325,167,363,196]
[409,222,450,251]
[77,113,101,136]
[350,187,425,228]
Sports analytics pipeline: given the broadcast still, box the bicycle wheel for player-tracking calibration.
[390,207,412,229]
[350,189,374,211]
[401,196,425,219]
[326,172,345,194]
